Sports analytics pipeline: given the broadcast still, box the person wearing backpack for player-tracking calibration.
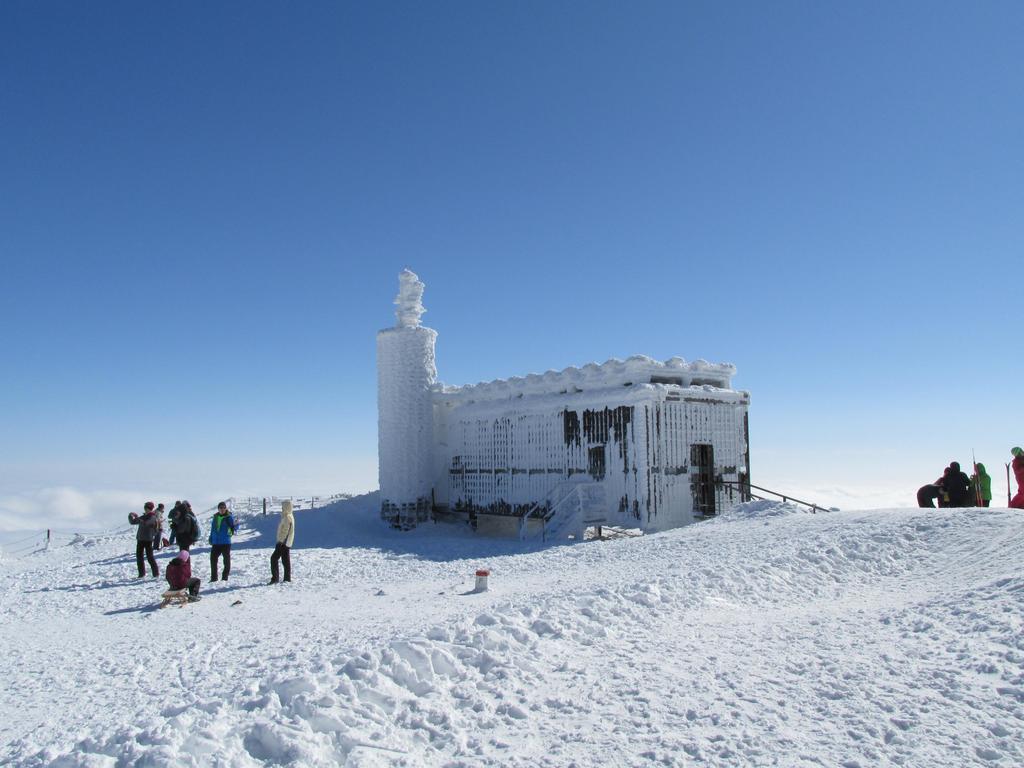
[269,500,295,584]
[176,501,200,552]
[128,502,160,578]
[209,501,237,582]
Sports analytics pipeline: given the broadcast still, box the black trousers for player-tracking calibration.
[136,541,158,577]
[211,544,231,580]
[185,577,201,596]
[270,543,291,581]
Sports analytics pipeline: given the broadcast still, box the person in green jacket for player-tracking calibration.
[972,462,992,507]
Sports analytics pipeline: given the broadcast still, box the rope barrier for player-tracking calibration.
[1,532,42,547]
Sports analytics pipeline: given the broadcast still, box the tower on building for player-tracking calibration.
[376,269,437,528]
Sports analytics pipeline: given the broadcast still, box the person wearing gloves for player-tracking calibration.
[209,501,237,582]
[128,502,160,578]
[269,500,295,584]
[1010,447,1024,509]
[165,550,201,601]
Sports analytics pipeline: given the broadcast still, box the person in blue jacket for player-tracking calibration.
[209,501,237,582]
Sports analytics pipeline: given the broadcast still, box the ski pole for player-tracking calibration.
[972,449,982,506]
[1007,463,1012,506]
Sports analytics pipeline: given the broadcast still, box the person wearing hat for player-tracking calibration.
[971,463,992,507]
[167,501,182,547]
[269,500,295,584]
[209,501,237,581]
[943,462,973,508]
[128,502,160,578]
[1010,447,1024,509]
[165,550,201,601]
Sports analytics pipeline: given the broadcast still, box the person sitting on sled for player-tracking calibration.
[166,550,201,602]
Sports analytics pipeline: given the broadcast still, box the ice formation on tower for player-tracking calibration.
[377,270,437,528]
[393,268,427,328]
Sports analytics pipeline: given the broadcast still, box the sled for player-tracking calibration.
[160,589,190,608]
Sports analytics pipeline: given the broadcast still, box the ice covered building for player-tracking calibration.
[377,270,752,538]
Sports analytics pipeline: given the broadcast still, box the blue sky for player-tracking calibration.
[2,1,1022,531]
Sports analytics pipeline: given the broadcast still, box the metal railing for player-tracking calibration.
[222,494,351,517]
[519,481,587,541]
[717,479,831,514]
[0,526,121,561]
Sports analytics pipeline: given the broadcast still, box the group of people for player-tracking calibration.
[128,499,296,602]
[917,447,1024,509]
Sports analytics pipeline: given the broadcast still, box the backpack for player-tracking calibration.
[185,511,200,542]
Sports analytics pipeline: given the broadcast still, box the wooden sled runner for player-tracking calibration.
[160,589,190,608]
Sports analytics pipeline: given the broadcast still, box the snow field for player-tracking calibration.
[2,496,1023,766]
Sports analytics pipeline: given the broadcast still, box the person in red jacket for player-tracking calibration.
[165,550,201,602]
[1010,447,1024,509]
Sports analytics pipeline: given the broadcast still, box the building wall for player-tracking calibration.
[637,397,749,531]
[439,404,643,524]
[433,387,748,532]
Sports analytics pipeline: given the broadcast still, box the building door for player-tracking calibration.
[691,443,715,516]
[588,446,606,481]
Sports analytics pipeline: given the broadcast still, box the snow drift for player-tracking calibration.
[2,496,1022,766]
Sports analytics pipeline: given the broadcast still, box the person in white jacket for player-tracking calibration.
[269,500,295,584]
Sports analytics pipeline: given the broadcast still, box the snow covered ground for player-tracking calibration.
[2,495,1022,767]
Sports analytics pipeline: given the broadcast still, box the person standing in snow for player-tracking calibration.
[167,501,182,547]
[972,463,992,507]
[1010,447,1024,509]
[128,502,160,578]
[269,500,295,584]
[153,503,166,551]
[175,501,200,552]
[209,501,236,581]
[165,550,201,601]
[944,462,973,507]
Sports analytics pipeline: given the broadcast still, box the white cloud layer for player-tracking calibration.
[0,487,173,537]
[0,454,380,538]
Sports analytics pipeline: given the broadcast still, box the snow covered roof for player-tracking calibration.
[435,355,738,405]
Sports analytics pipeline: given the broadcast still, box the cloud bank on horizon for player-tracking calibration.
[0,480,930,538]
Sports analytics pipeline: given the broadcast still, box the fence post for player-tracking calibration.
[263,497,267,516]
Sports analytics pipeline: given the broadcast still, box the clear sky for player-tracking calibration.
[2,1,1022,532]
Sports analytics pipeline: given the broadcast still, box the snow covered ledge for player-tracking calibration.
[434,355,736,405]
